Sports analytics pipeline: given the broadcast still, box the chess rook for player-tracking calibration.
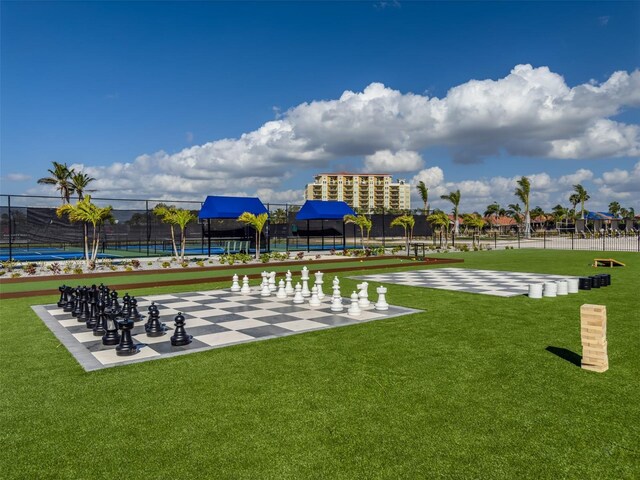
[115,318,138,356]
[374,286,389,311]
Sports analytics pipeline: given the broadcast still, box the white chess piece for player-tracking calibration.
[230,274,241,292]
[285,270,294,295]
[330,285,343,312]
[260,279,272,297]
[374,285,389,311]
[333,276,340,288]
[292,283,304,304]
[357,282,370,308]
[348,291,361,316]
[276,279,287,299]
[240,276,251,294]
[314,271,325,300]
[269,271,277,292]
[261,271,268,289]
[309,286,321,307]
[301,267,311,297]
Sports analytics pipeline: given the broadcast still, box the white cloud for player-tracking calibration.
[5,173,31,181]
[35,64,639,201]
[594,161,640,203]
[363,150,424,173]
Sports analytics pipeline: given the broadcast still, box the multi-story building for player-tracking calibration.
[304,173,411,212]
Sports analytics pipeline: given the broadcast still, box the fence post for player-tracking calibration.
[7,195,12,262]
[544,230,546,249]
[381,208,385,247]
[452,231,455,247]
[494,232,497,250]
[571,232,574,250]
[518,231,520,249]
[603,232,605,251]
[146,200,150,257]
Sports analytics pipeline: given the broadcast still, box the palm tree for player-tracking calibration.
[514,176,531,238]
[173,209,198,261]
[507,203,523,232]
[416,181,429,216]
[37,161,74,204]
[530,206,546,230]
[154,205,180,259]
[551,204,568,231]
[270,208,288,225]
[608,201,621,218]
[56,196,113,266]
[462,213,485,247]
[390,214,415,255]
[572,184,590,219]
[69,171,96,200]
[343,214,372,249]
[440,189,461,235]
[238,212,269,260]
[427,210,450,246]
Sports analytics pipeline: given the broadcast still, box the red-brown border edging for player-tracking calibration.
[1,257,463,299]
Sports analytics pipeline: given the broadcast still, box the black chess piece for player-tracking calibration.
[170,313,192,346]
[102,307,121,346]
[79,287,91,321]
[57,285,67,307]
[72,286,83,317]
[115,317,139,356]
[93,300,107,336]
[130,297,142,321]
[122,293,131,318]
[145,303,156,329]
[86,290,98,329]
[110,291,120,314]
[63,286,75,312]
[145,304,166,337]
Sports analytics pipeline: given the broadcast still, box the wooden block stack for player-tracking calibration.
[580,304,608,373]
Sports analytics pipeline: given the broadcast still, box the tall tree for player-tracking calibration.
[462,213,485,247]
[416,181,429,216]
[154,205,180,259]
[390,214,415,255]
[343,214,372,249]
[551,204,568,230]
[507,203,523,230]
[56,196,113,266]
[514,176,531,238]
[427,210,450,247]
[608,201,621,218]
[37,161,74,204]
[440,189,461,235]
[69,171,96,200]
[572,184,590,220]
[238,212,269,260]
[484,202,505,230]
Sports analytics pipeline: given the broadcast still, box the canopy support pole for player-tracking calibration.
[207,219,211,257]
[307,220,310,252]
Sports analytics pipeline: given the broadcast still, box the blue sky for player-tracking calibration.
[1,1,639,211]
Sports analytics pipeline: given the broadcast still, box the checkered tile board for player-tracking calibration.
[351,268,579,297]
[32,288,420,371]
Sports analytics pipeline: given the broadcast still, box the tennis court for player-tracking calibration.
[0,247,120,262]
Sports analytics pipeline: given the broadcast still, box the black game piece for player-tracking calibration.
[145,304,166,337]
[122,293,131,317]
[93,300,107,336]
[578,277,592,290]
[63,286,75,312]
[79,287,91,321]
[72,286,83,317]
[130,298,142,321]
[102,307,121,346]
[86,289,98,329]
[170,313,192,346]
[57,285,67,307]
[110,291,120,313]
[115,317,139,356]
[589,276,600,289]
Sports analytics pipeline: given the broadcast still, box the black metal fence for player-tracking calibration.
[1,194,638,261]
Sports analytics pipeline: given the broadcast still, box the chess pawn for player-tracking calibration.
[122,293,132,319]
[110,291,120,313]
[330,292,344,312]
[93,300,107,336]
[374,286,389,311]
[261,271,269,289]
[348,292,361,316]
[240,275,251,294]
[170,313,192,346]
[146,304,166,337]
[230,274,241,292]
[315,271,325,300]
[276,279,287,299]
[357,282,370,308]
[269,272,277,292]
[309,286,321,307]
[102,307,121,345]
[260,279,272,297]
[115,318,138,356]
[130,297,142,321]
[301,276,311,298]
[285,271,294,295]
[292,283,304,304]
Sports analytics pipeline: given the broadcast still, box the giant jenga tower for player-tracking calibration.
[580,304,608,372]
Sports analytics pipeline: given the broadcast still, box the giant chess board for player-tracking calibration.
[33,288,420,371]
[351,268,580,297]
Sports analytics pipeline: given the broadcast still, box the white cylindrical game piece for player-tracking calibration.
[309,286,321,307]
[543,282,557,297]
[374,285,389,311]
[528,283,543,299]
[230,274,241,292]
[276,279,287,299]
[240,275,251,294]
[292,283,304,304]
[567,278,579,294]
[348,291,361,316]
[556,280,568,296]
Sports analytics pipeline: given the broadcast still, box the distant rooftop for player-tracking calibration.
[316,172,392,176]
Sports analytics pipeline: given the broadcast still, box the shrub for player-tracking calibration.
[147,262,153,266]
[24,263,38,275]
[391,246,403,254]
[131,259,141,269]
[181,261,189,268]
[1,260,16,272]
[260,253,271,263]
[296,252,305,260]
[11,272,21,278]
[0,270,4,276]
[125,266,133,272]
[196,260,205,267]
[73,267,83,275]
[162,261,171,268]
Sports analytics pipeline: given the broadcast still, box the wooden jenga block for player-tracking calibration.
[581,363,609,373]
[580,304,608,373]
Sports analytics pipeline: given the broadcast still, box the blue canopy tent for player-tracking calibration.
[198,196,269,256]
[295,200,355,251]
[584,211,617,220]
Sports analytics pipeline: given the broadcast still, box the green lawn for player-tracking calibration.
[1,250,638,479]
